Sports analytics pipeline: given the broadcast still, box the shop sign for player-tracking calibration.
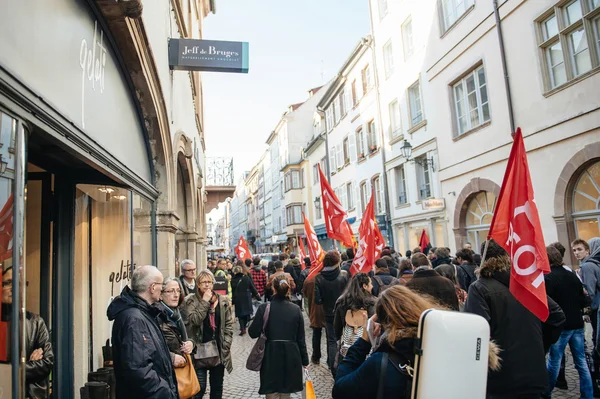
[169,39,249,73]
[422,198,446,211]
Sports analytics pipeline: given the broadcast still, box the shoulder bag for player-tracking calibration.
[193,306,222,369]
[246,303,271,371]
[175,353,201,399]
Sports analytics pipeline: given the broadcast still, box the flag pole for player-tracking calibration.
[480,238,491,266]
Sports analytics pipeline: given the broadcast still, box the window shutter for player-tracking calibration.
[348,132,357,163]
[355,183,360,214]
[336,144,344,168]
[341,185,347,209]
[330,147,336,171]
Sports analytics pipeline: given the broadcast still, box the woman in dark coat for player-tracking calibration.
[158,278,194,367]
[249,274,309,398]
[231,266,259,335]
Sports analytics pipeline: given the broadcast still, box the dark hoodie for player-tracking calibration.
[107,286,179,399]
[315,267,349,318]
[465,256,565,397]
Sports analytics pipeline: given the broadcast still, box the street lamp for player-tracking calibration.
[400,140,435,171]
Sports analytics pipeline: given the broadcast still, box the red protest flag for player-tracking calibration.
[304,214,326,281]
[350,191,376,275]
[419,229,430,253]
[487,127,550,321]
[318,165,355,248]
[298,235,307,267]
[234,236,252,261]
[373,219,385,259]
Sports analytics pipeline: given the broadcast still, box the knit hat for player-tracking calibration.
[481,239,508,260]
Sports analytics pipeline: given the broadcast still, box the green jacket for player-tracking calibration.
[184,293,234,373]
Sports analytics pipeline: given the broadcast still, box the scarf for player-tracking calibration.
[208,299,218,331]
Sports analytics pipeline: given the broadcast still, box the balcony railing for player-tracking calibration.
[206,157,234,186]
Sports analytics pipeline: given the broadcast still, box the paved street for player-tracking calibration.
[218,311,334,398]
[551,347,588,399]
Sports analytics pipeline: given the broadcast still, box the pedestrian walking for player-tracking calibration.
[107,265,179,399]
[332,286,441,398]
[371,258,401,297]
[159,278,195,363]
[544,246,593,398]
[398,257,414,284]
[434,264,468,310]
[333,273,376,366]
[465,240,565,399]
[315,250,349,376]
[250,256,268,299]
[2,266,54,399]
[266,261,296,296]
[455,248,477,292]
[214,259,232,298]
[248,275,309,399]
[231,265,260,336]
[179,259,198,297]
[185,270,234,399]
[406,261,459,311]
[302,259,326,365]
[431,247,452,268]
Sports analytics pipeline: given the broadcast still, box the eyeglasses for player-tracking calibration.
[184,268,197,273]
[163,289,181,295]
[198,281,213,285]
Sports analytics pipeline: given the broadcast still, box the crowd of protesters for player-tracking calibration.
[101,235,600,398]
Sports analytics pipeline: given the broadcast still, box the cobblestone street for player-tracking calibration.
[219,310,334,399]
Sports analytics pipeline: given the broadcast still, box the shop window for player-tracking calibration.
[572,161,600,240]
[465,191,497,253]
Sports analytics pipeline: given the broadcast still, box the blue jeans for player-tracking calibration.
[546,328,593,398]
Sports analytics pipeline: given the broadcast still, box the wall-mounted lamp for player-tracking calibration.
[400,140,435,171]
[314,197,321,208]
[0,155,7,176]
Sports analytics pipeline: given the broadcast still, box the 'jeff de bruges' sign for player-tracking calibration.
[169,39,249,74]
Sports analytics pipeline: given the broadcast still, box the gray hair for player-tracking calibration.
[162,277,182,291]
[131,265,162,293]
[180,259,195,271]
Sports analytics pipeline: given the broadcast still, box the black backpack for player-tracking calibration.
[373,276,401,296]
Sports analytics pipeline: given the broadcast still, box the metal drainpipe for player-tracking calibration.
[365,6,395,248]
[493,0,516,135]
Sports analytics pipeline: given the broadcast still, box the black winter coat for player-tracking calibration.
[457,262,477,292]
[315,267,349,318]
[406,269,459,310]
[465,256,565,397]
[248,296,309,395]
[231,273,258,317]
[107,286,178,399]
[370,272,399,297]
[545,266,587,331]
[333,337,415,399]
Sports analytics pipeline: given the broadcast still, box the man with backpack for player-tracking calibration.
[456,248,477,292]
[371,259,401,296]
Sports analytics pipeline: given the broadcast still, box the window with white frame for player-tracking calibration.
[360,181,369,214]
[383,40,394,78]
[347,181,355,210]
[416,157,432,200]
[320,157,327,176]
[441,0,474,32]
[379,0,388,20]
[284,170,302,191]
[333,100,340,125]
[336,143,344,169]
[402,17,414,60]
[394,165,407,205]
[313,164,319,185]
[329,146,337,173]
[343,137,350,164]
[537,0,599,91]
[408,81,423,127]
[356,128,366,158]
[361,64,372,95]
[389,99,402,139]
[339,90,346,117]
[286,204,303,225]
[367,120,378,152]
[373,176,384,214]
[340,185,348,209]
[452,65,490,136]
[325,107,334,132]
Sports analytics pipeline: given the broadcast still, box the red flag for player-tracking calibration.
[488,127,550,321]
[373,219,385,259]
[419,229,430,253]
[234,236,252,261]
[318,165,355,248]
[350,191,376,275]
[304,214,326,281]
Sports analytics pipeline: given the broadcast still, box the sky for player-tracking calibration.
[202,0,371,182]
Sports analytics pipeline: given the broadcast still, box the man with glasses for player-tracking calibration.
[179,259,198,297]
[107,265,179,399]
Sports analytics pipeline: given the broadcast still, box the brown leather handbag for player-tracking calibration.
[175,353,201,399]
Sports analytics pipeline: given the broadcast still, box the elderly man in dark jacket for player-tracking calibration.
[315,251,349,375]
[465,240,565,399]
[107,265,178,399]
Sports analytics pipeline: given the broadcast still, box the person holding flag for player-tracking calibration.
[464,128,565,398]
[235,236,252,262]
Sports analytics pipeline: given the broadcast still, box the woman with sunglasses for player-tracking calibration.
[158,277,194,369]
